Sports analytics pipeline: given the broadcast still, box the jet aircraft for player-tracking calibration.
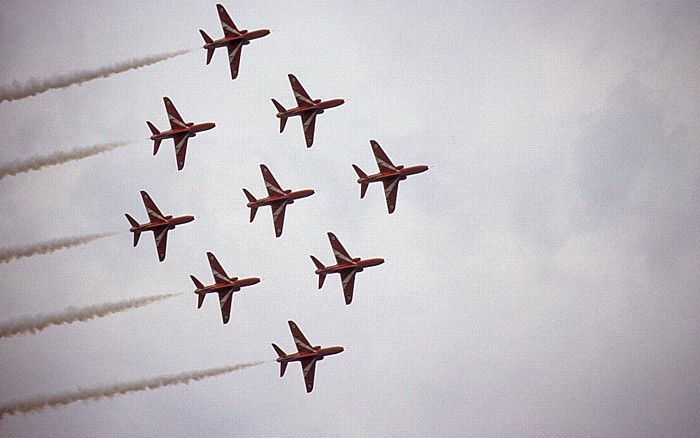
[242,164,315,237]
[199,4,270,80]
[352,140,429,214]
[272,320,344,393]
[310,232,384,305]
[191,252,260,324]
[125,191,194,262]
[271,74,344,148]
[146,97,216,171]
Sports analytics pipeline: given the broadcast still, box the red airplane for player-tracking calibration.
[146,97,216,171]
[272,320,344,393]
[190,252,260,324]
[310,232,384,305]
[242,164,315,238]
[271,74,344,148]
[125,191,194,262]
[199,4,270,80]
[352,140,429,214]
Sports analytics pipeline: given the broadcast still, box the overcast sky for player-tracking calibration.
[1,1,698,437]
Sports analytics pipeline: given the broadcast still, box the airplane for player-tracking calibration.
[352,140,429,214]
[310,232,384,305]
[199,4,270,80]
[146,97,216,171]
[272,320,344,393]
[125,191,194,262]
[190,252,260,324]
[242,164,315,237]
[271,74,344,148]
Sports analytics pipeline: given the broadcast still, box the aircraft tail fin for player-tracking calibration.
[199,30,215,64]
[310,256,327,288]
[146,122,162,155]
[271,99,288,133]
[352,165,369,198]
[271,343,288,377]
[125,214,141,246]
[190,275,206,308]
[242,189,259,222]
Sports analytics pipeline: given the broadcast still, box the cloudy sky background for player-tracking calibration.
[1,1,698,436]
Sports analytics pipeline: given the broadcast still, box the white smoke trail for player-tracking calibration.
[0,49,192,103]
[0,293,181,339]
[0,141,132,180]
[0,361,265,419]
[0,232,116,264]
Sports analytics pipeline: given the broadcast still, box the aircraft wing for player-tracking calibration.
[327,232,354,265]
[339,269,357,305]
[370,140,398,173]
[217,3,241,37]
[163,97,188,130]
[270,201,287,238]
[217,287,236,324]
[153,226,169,262]
[260,164,285,197]
[382,177,401,214]
[288,74,314,108]
[207,252,230,285]
[300,357,317,393]
[140,191,166,222]
[288,321,315,354]
[173,134,189,171]
[300,111,317,148]
[226,41,243,80]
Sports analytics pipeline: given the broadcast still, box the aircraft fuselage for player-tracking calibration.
[128,215,195,234]
[276,345,344,364]
[247,189,315,208]
[276,99,345,119]
[203,28,270,50]
[194,276,261,296]
[150,122,216,142]
[315,257,385,276]
[358,164,429,185]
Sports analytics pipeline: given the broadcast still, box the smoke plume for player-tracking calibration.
[0,293,180,338]
[0,232,116,264]
[0,141,131,180]
[0,361,265,419]
[0,49,192,103]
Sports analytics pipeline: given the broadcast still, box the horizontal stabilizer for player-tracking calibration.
[190,275,205,291]
[310,255,325,270]
[146,121,160,136]
[271,98,286,113]
[199,29,213,45]
[125,213,140,228]
[196,292,206,309]
[352,164,367,179]
[272,343,286,358]
[242,188,257,203]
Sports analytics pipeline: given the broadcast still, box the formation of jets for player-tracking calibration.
[127,3,428,392]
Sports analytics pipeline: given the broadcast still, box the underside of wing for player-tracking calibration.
[382,177,401,214]
[140,191,166,222]
[270,201,287,238]
[339,269,357,305]
[153,226,169,262]
[173,134,189,171]
[163,97,188,130]
[327,232,354,265]
[300,357,317,393]
[370,140,398,173]
[288,74,314,108]
[217,3,241,37]
[207,252,230,284]
[217,287,235,324]
[260,164,285,197]
[300,111,317,148]
[227,41,243,80]
[288,320,315,354]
